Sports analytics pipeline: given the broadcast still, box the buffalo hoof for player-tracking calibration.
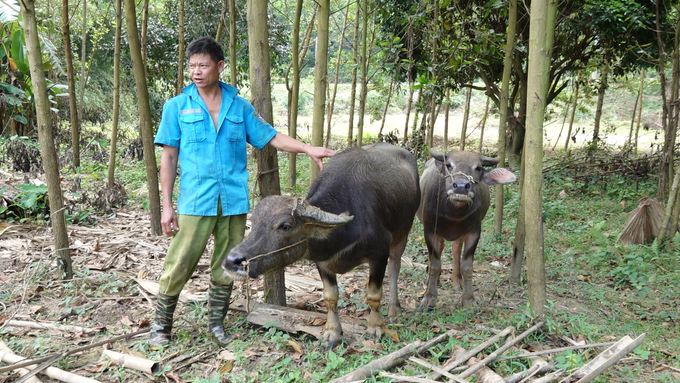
[325,338,344,351]
[387,304,402,319]
[417,296,437,312]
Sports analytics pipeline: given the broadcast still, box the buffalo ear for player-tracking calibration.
[482,167,517,185]
[295,201,354,227]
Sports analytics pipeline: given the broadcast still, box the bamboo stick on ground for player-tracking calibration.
[496,342,616,361]
[430,325,515,380]
[329,328,460,383]
[0,342,42,383]
[558,334,645,383]
[0,342,100,383]
[3,320,98,335]
[458,321,545,380]
[102,350,160,374]
[453,345,503,383]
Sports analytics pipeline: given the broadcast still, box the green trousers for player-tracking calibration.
[158,208,246,296]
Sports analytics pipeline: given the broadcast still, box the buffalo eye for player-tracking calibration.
[278,222,293,232]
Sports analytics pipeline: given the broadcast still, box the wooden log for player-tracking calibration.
[0,342,42,383]
[329,328,460,383]
[497,342,616,361]
[558,334,645,383]
[0,342,100,383]
[102,350,160,374]
[453,345,503,383]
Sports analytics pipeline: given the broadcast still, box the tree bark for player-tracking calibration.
[444,88,450,148]
[21,0,73,279]
[310,0,329,182]
[175,0,185,95]
[523,0,556,317]
[493,0,516,235]
[124,0,162,236]
[247,0,285,306]
[107,0,122,188]
[326,0,351,148]
[140,0,149,67]
[215,0,229,42]
[459,87,472,151]
[62,0,81,171]
[656,1,672,200]
[403,23,415,143]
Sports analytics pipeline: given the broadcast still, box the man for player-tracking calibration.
[150,36,335,350]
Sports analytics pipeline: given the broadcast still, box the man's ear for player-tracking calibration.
[218,60,225,73]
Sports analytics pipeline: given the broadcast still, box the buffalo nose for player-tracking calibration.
[223,254,246,271]
[452,181,472,190]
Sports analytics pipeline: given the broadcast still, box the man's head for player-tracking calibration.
[186,37,225,64]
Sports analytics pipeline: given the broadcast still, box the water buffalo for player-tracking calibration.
[417,149,516,310]
[223,143,420,348]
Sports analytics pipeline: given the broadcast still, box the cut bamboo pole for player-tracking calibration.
[0,342,100,383]
[0,342,42,383]
[458,321,544,379]
[3,320,97,335]
[329,328,460,383]
[558,334,645,383]
[102,350,160,374]
[430,325,514,380]
[453,345,503,383]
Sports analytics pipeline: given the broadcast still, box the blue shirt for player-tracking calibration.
[154,82,277,216]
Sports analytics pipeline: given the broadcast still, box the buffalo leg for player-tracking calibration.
[419,233,445,311]
[366,256,388,338]
[451,238,463,290]
[387,236,407,318]
[459,232,481,307]
[318,268,343,349]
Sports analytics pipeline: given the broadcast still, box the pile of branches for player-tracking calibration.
[543,148,662,184]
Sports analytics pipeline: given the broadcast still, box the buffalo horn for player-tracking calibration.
[296,202,354,226]
[481,155,500,166]
[429,149,451,162]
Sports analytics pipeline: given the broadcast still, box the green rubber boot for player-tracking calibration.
[148,293,179,351]
[208,280,234,346]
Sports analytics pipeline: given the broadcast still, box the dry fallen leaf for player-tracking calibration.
[383,328,400,342]
[120,316,134,326]
[219,360,234,375]
[287,339,303,353]
[165,371,184,383]
[137,269,148,279]
[218,350,236,361]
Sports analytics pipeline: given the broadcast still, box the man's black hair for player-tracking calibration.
[186,37,225,64]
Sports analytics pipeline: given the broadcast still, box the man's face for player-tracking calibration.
[188,53,224,89]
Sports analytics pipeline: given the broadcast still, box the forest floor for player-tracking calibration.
[1,82,679,382]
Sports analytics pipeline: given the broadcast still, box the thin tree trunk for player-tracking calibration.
[660,165,680,241]
[107,0,122,188]
[356,0,369,147]
[565,77,579,151]
[62,0,81,171]
[21,0,73,279]
[443,88,450,148]
[348,1,360,146]
[509,152,526,283]
[494,0,516,235]
[141,0,148,67]
[310,0,329,182]
[378,73,395,138]
[403,23,414,143]
[628,69,644,148]
[634,70,645,154]
[74,0,87,168]
[124,0,162,236]
[656,1,671,200]
[175,0,185,95]
[522,0,556,316]
[229,0,237,85]
[478,96,489,153]
[248,0,285,305]
[326,0,351,147]
[427,0,439,148]
[459,87,472,151]
[592,59,608,144]
[288,0,303,188]
[215,0,229,42]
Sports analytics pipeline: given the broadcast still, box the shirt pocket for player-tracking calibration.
[179,113,206,142]
[226,115,244,142]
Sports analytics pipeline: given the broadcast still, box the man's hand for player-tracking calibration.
[306,146,337,170]
[269,133,337,169]
[161,208,179,236]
